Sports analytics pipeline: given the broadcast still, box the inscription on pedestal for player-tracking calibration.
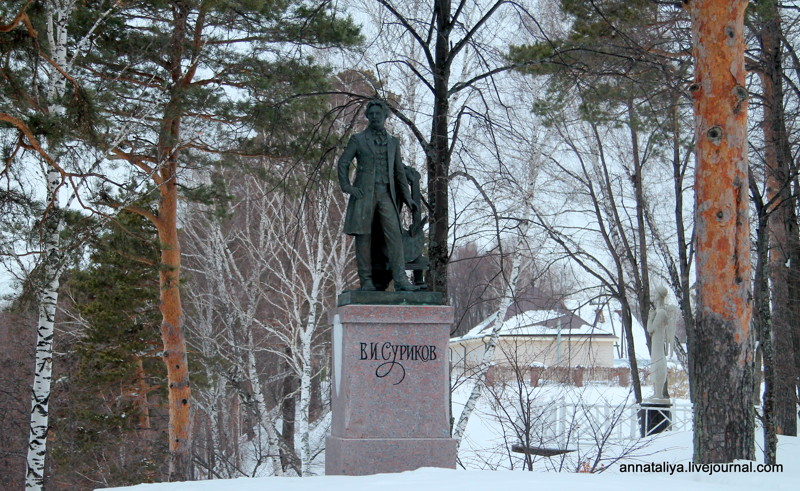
[359,341,438,384]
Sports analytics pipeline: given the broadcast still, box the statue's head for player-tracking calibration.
[365,99,390,130]
[654,285,669,304]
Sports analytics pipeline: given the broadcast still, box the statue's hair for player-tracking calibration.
[365,98,390,115]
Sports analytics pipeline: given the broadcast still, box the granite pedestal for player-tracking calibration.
[325,295,457,475]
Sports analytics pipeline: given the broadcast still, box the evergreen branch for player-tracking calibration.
[82,65,166,88]
[115,249,157,267]
[2,133,23,175]
[0,0,36,35]
[181,143,280,160]
[0,113,65,177]
[37,50,80,98]
[182,2,208,88]
[118,202,160,227]
[110,148,161,185]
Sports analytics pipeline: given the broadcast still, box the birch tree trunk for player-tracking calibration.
[25,2,73,488]
[25,168,63,490]
[243,329,284,477]
[452,156,537,446]
[688,0,755,463]
[202,211,284,476]
[296,206,327,476]
[451,245,524,447]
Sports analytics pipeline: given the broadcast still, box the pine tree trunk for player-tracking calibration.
[756,2,798,437]
[688,0,755,463]
[134,357,152,430]
[156,171,193,480]
[154,3,195,479]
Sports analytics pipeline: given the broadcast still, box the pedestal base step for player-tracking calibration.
[325,436,457,476]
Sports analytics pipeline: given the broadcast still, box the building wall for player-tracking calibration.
[450,335,616,372]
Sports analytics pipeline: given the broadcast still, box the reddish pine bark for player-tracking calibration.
[151,3,195,480]
[688,0,755,463]
[154,168,193,480]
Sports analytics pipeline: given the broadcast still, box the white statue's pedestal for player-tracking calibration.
[641,398,671,436]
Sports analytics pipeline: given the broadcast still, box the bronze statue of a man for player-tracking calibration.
[337,99,420,291]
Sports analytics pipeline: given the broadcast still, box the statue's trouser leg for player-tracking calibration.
[373,185,407,284]
[354,234,372,286]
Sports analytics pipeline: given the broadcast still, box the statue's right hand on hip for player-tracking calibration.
[344,186,364,199]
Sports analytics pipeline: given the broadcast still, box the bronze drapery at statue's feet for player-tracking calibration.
[394,278,421,291]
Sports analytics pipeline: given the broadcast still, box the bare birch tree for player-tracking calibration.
[452,140,542,447]
[183,166,350,476]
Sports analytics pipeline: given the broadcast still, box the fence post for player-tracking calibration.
[573,366,585,387]
[530,365,543,387]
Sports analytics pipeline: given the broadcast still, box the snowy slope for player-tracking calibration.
[106,384,800,491]
[105,432,799,491]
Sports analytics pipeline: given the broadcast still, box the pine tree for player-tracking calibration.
[749,0,799,440]
[70,1,360,479]
[688,0,754,463]
[52,209,167,487]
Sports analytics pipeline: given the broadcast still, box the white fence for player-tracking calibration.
[525,399,693,446]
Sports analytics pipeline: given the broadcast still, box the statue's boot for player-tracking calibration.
[393,269,420,291]
[359,276,377,291]
[355,235,376,291]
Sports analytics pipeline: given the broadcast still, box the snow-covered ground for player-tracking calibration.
[106,431,799,491]
[106,382,799,490]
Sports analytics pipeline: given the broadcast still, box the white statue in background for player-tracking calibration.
[647,286,676,400]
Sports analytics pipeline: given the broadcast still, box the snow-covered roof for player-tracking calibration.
[451,308,615,343]
[579,302,651,362]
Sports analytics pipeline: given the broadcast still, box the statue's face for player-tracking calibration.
[365,105,387,130]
